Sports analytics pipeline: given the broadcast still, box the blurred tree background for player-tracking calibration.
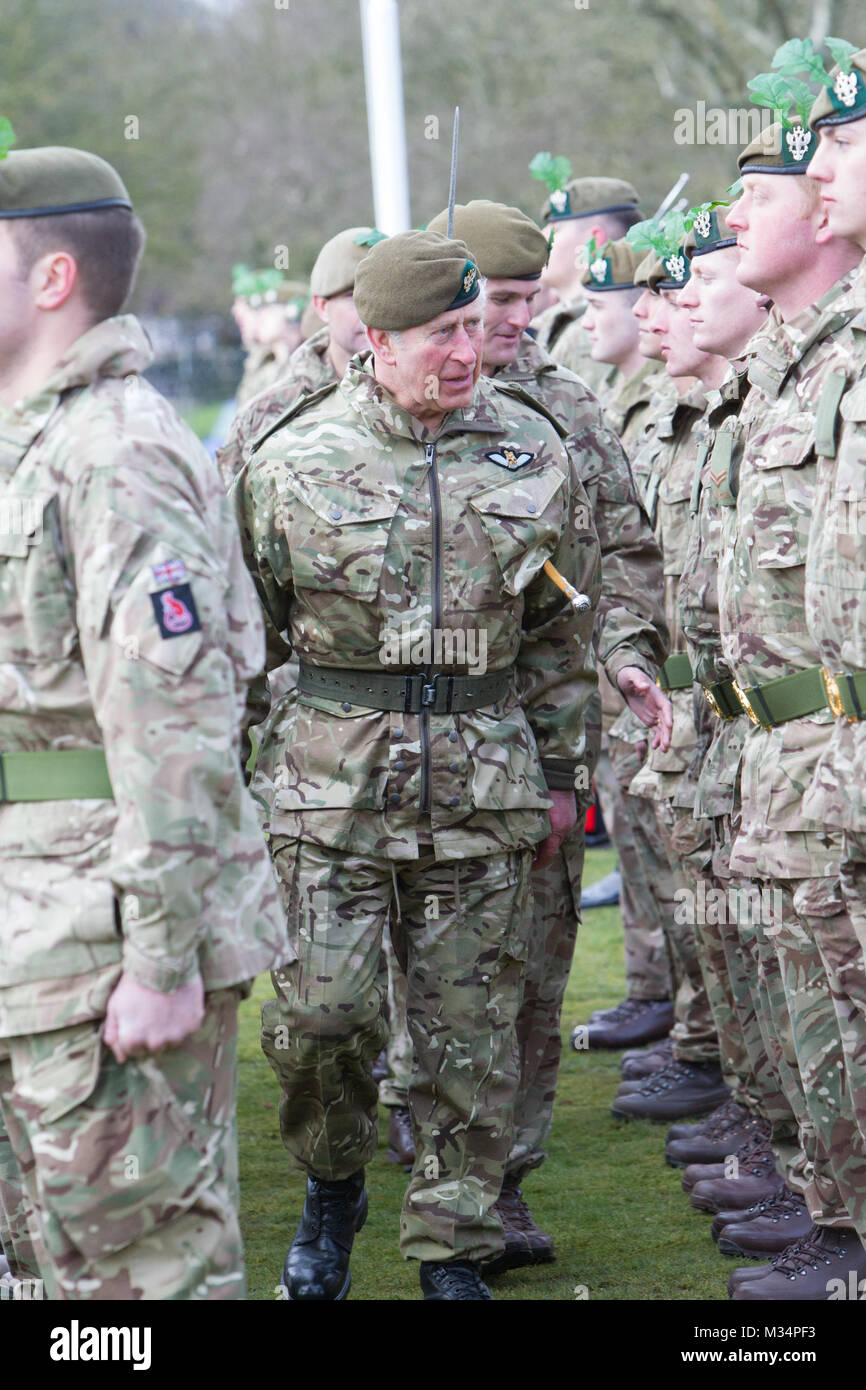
[1,0,860,315]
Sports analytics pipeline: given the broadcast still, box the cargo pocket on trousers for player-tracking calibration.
[13,1025,218,1262]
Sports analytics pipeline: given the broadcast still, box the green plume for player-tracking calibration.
[825,37,858,75]
[529,151,573,194]
[0,118,16,160]
[353,228,388,248]
[748,71,814,127]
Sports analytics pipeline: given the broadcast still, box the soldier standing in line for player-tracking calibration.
[0,144,287,1300]
[232,229,603,1301]
[575,239,677,1051]
[425,200,670,1273]
[714,101,866,1300]
[528,156,642,394]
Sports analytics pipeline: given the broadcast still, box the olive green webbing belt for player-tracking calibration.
[0,748,112,803]
[824,669,866,722]
[733,665,830,729]
[657,652,693,692]
[297,662,512,714]
[702,678,742,721]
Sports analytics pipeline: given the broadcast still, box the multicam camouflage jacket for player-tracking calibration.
[804,259,866,832]
[677,367,752,819]
[231,356,602,861]
[603,360,672,462]
[218,327,335,489]
[0,315,286,1036]
[714,274,861,879]
[498,337,668,692]
[628,382,709,803]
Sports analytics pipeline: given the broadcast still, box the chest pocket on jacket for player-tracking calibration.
[468,468,564,596]
[280,474,400,601]
[0,494,76,663]
[832,381,866,566]
[749,415,814,570]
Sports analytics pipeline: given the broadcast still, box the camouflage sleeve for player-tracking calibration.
[517,444,602,790]
[576,419,669,686]
[228,456,295,737]
[69,444,266,994]
[678,468,730,688]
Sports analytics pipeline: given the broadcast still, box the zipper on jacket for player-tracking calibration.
[419,441,441,814]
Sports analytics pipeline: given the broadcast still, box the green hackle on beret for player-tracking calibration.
[426,200,548,278]
[810,46,866,127]
[353,229,480,330]
[738,119,815,174]
[310,226,387,299]
[684,202,737,258]
[0,146,132,218]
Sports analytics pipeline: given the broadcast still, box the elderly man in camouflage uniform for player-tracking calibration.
[232,229,602,1301]
[0,145,287,1300]
[713,109,866,1299]
[425,200,670,1271]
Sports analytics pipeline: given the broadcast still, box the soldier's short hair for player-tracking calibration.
[8,206,146,320]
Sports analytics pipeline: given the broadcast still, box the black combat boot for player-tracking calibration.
[420,1260,494,1300]
[282,1169,367,1300]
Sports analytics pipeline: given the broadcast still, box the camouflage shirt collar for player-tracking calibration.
[750,272,859,396]
[492,333,557,385]
[341,356,517,442]
[37,315,154,400]
[606,359,668,415]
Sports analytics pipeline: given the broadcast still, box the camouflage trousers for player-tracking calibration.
[261,836,532,1263]
[506,824,586,1180]
[0,988,245,1300]
[595,742,673,1001]
[764,875,866,1235]
[710,821,801,1183]
[377,929,413,1110]
[655,803,719,1065]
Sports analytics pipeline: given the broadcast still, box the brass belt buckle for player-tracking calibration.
[731,678,760,727]
[823,667,848,721]
[703,686,724,720]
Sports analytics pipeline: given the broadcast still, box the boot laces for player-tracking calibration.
[494,1185,537,1236]
[770,1229,850,1278]
[429,1261,492,1299]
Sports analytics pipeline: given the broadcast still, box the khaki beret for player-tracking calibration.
[738,120,815,174]
[684,205,737,259]
[541,175,640,226]
[810,48,866,129]
[353,229,480,330]
[310,226,386,299]
[581,237,645,291]
[0,146,132,218]
[634,251,664,291]
[426,200,548,278]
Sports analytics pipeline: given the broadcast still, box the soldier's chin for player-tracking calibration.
[439,374,476,403]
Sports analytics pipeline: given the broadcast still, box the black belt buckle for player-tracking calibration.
[402,673,424,713]
[403,672,456,713]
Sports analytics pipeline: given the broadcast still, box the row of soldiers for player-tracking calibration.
[0,33,865,1303]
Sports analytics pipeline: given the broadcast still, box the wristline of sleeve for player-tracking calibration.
[602,649,657,688]
[122,938,200,994]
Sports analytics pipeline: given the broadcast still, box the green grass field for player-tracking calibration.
[237,847,730,1301]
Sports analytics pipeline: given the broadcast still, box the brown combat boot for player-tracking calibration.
[681,1131,775,1193]
[666,1111,767,1168]
[731,1226,866,1300]
[666,1096,749,1145]
[482,1176,555,1277]
[386,1107,415,1168]
[717,1190,812,1258]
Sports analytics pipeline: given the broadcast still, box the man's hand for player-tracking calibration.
[533,788,577,870]
[103,971,206,1063]
[616,665,673,752]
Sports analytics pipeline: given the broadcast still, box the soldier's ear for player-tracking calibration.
[367,326,399,365]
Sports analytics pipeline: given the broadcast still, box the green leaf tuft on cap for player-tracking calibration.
[529,151,573,194]
[825,36,858,74]
[0,118,16,161]
[772,38,828,87]
[626,218,669,257]
[353,228,388,248]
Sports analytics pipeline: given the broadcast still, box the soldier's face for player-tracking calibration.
[654,288,715,378]
[632,287,664,361]
[726,174,826,295]
[0,223,37,369]
[321,291,368,359]
[481,278,540,369]
[809,119,866,250]
[679,248,767,359]
[382,302,484,419]
[583,288,640,366]
[543,221,585,293]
